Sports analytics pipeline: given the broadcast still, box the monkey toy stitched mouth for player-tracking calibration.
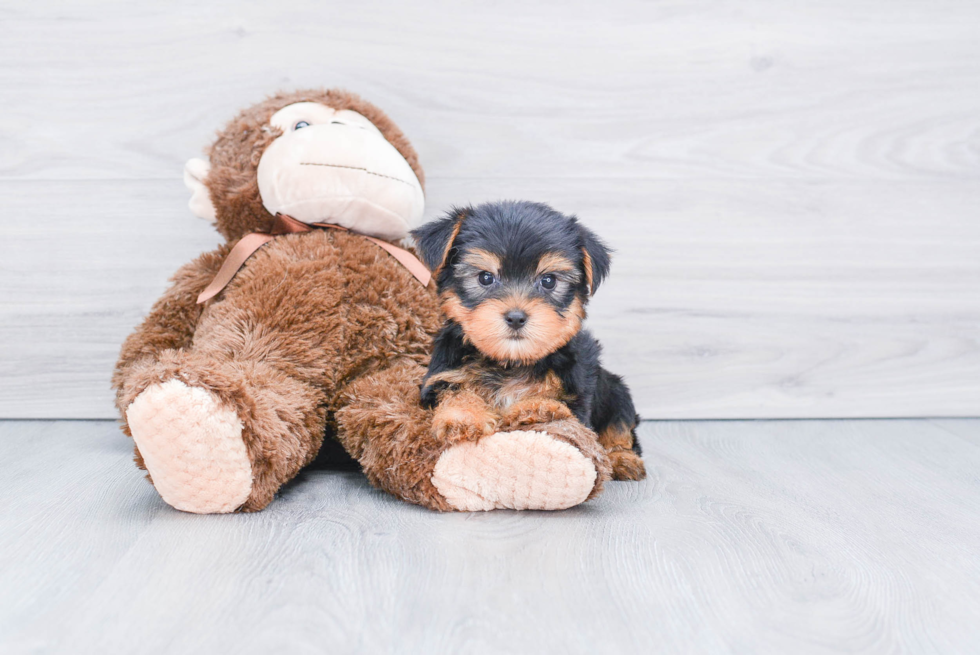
[411,200,647,482]
[298,161,416,188]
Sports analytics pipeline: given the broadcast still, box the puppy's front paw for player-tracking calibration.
[420,384,439,409]
[421,378,454,409]
[499,398,573,430]
[432,404,498,444]
[608,449,647,481]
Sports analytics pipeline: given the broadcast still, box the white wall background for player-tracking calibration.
[1,0,978,419]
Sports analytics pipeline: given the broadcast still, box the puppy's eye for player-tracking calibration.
[540,274,557,290]
[293,121,311,130]
[478,271,495,287]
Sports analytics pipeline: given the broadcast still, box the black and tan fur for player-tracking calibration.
[412,201,646,480]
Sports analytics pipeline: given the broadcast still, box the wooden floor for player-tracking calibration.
[3,419,979,654]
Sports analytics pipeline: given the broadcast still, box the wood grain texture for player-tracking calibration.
[2,419,980,654]
[2,178,977,418]
[1,0,978,418]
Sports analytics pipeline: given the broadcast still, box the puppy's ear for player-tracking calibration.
[578,222,611,295]
[411,206,470,274]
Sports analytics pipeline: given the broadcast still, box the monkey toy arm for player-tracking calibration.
[337,358,613,512]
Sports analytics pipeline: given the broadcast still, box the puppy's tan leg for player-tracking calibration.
[498,397,573,431]
[432,389,500,443]
[598,422,647,481]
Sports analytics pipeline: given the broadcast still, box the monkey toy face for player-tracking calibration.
[413,201,611,365]
[183,90,425,243]
[256,102,423,240]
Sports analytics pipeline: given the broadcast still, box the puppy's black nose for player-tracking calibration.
[504,309,528,330]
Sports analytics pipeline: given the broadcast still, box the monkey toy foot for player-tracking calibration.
[126,379,253,514]
[430,418,612,512]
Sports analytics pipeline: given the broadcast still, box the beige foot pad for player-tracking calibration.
[126,379,252,514]
[432,430,598,511]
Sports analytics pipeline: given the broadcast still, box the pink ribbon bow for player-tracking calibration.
[197,213,432,304]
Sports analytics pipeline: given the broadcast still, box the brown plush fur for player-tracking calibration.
[115,230,441,510]
[113,89,612,512]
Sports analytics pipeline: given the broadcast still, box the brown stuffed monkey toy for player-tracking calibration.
[113,89,613,514]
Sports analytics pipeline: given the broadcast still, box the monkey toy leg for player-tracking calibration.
[117,348,327,513]
[336,361,612,512]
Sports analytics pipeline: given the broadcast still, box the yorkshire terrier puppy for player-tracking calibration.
[411,201,645,481]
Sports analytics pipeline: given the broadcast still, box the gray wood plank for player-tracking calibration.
[2,1,979,183]
[2,178,977,419]
[2,419,980,654]
[928,418,980,447]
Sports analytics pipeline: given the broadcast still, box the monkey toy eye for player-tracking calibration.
[478,271,495,287]
[540,274,557,290]
[293,120,311,130]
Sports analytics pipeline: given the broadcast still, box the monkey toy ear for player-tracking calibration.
[411,206,470,274]
[577,222,612,295]
[183,158,217,222]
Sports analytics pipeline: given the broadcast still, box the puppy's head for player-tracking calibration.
[412,201,611,364]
